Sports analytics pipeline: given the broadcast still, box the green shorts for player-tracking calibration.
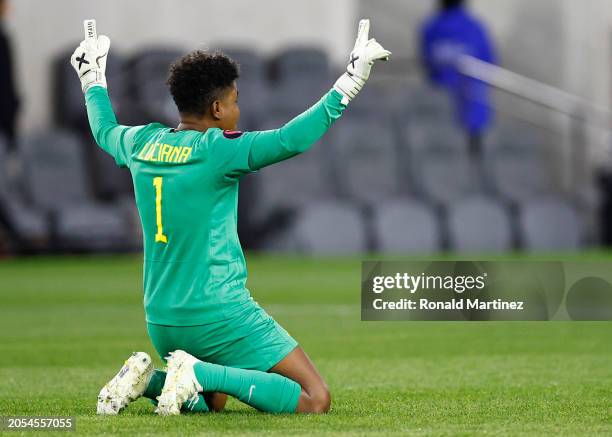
[146,302,298,372]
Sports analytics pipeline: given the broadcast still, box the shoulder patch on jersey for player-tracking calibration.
[223,130,244,139]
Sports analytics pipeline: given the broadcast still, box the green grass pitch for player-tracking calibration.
[0,254,610,436]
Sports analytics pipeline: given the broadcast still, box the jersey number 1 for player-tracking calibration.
[153,177,168,243]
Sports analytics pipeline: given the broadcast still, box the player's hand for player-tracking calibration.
[347,19,391,81]
[70,19,111,93]
[334,19,391,104]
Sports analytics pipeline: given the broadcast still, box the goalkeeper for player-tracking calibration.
[72,19,390,415]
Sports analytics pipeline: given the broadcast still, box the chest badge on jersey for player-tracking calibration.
[223,130,244,139]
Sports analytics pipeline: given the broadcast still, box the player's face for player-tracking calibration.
[219,82,240,131]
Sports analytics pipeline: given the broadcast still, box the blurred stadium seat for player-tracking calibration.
[279,201,367,255]
[20,131,133,251]
[394,84,453,125]
[372,198,441,253]
[265,47,332,118]
[241,112,336,249]
[83,136,133,202]
[233,81,269,131]
[271,47,331,84]
[484,123,558,204]
[518,197,581,251]
[218,47,268,81]
[447,195,513,252]
[345,83,398,120]
[407,121,480,206]
[330,117,401,204]
[125,48,183,126]
[266,80,330,118]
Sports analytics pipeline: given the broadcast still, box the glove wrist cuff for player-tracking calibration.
[82,82,107,94]
[333,73,366,105]
[80,70,107,93]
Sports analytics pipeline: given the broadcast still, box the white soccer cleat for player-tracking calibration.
[155,350,203,416]
[97,352,153,415]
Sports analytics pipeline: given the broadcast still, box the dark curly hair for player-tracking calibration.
[166,50,239,116]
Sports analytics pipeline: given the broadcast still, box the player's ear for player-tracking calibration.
[211,100,223,120]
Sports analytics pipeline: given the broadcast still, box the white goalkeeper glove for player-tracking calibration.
[334,19,391,105]
[70,19,110,93]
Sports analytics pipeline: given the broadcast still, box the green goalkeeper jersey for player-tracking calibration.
[85,86,345,326]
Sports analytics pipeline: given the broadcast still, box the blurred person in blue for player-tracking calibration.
[420,0,497,156]
[0,0,19,149]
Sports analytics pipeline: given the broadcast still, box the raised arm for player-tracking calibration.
[221,19,391,174]
[85,87,142,167]
[71,19,140,167]
[246,89,345,170]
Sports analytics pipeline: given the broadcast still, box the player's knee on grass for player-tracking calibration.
[312,387,331,413]
[302,386,331,414]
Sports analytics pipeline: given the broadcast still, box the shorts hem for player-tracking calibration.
[266,342,299,372]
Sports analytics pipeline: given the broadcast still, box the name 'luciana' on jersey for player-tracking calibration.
[137,142,193,164]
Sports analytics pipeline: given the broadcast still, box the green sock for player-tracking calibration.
[143,370,165,401]
[193,362,301,413]
[144,370,209,413]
